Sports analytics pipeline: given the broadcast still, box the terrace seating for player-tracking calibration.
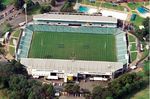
[31,24,118,34]
[115,30,128,64]
[17,28,33,59]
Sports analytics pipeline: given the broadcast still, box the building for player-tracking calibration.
[21,58,124,82]
[33,13,117,28]
[18,13,128,82]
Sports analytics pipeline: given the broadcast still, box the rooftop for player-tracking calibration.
[33,13,117,23]
[21,58,123,75]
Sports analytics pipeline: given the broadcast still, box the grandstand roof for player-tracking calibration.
[33,14,117,23]
[21,58,123,75]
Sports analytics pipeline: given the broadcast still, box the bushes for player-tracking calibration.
[91,73,149,99]
[0,0,6,11]
[64,83,80,95]
[60,1,76,12]
[40,5,51,14]
[14,0,25,10]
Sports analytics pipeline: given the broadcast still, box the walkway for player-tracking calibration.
[127,32,142,66]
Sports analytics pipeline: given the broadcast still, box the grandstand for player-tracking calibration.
[16,13,128,81]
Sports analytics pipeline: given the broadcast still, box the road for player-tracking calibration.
[0,7,32,28]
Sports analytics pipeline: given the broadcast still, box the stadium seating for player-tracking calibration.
[17,24,128,65]
[31,24,118,34]
[115,30,128,64]
[17,27,33,59]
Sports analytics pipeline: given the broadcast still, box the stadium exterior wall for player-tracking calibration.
[21,58,124,80]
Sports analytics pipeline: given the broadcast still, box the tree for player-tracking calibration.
[43,84,54,98]
[14,0,25,9]
[64,83,80,95]
[92,86,103,99]
[0,0,6,11]
[64,83,74,94]
[72,84,80,95]
[134,17,150,41]
[26,0,35,10]
[143,61,150,76]
[51,0,56,6]
[40,5,51,14]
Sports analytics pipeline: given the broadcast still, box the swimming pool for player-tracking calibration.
[137,7,149,14]
[77,6,98,14]
[78,6,90,13]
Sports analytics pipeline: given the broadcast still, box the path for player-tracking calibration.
[127,32,142,66]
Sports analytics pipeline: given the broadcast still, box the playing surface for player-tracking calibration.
[28,32,117,61]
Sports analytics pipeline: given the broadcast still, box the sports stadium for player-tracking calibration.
[16,13,128,81]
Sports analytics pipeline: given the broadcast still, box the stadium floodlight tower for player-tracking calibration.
[23,3,28,25]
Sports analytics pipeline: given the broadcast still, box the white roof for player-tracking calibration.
[33,14,117,23]
[21,58,123,75]
[101,10,128,21]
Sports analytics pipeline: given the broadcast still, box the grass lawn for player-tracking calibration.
[0,22,11,35]
[29,32,117,61]
[130,86,149,99]
[128,35,136,42]
[2,0,14,5]
[130,43,137,51]
[101,2,124,11]
[130,52,137,61]
[12,29,21,37]
[9,46,15,55]
[130,14,144,26]
[80,0,101,7]
[9,38,14,46]
[128,2,149,10]
[143,61,150,72]
[80,0,124,11]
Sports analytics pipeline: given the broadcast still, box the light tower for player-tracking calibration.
[23,3,28,25]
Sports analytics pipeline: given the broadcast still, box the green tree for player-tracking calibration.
[92,86,103,99]
[143,61,150,76]
[14,0,25,9]
[72,84,80,94]
[40,5,51,14]
[51,0,56,6]
[64,83,74,94]
[0,0,6,11]
[26,0,35,10]
[135,17,149,41]
[43,84,54,98]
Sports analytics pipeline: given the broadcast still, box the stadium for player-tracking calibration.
[16,13,128,82]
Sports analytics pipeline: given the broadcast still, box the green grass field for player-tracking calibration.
[129,86,149,99]
[128,2,149,10]
[29,32,117,61]
[131,52,137,61]
[128,35,136,42]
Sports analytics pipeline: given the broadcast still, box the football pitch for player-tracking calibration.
[28,32,117,61]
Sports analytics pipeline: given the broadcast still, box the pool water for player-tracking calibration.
[137,7,149,14]
[77,6,98,14]
[78,6,90,13]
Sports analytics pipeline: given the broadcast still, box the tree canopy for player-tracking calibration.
[0,0,6,11]
[91,73,149,99]
[0,60,55,99]
[14,0,25,9]
[135,17,149,41]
